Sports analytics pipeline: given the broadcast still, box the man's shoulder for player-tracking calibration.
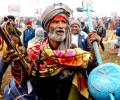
[79,31,88,38]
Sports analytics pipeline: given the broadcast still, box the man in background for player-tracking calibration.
[23,20,35,48]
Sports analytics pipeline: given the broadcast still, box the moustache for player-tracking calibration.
[55,29,65,33]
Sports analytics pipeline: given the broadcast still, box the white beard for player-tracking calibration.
[48,29,66,42]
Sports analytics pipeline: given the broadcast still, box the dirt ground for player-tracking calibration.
[0,35,120,100]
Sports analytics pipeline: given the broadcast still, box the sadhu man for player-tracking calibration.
[4,2,101,100]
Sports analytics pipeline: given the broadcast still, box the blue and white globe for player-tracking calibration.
[88,63,120,100]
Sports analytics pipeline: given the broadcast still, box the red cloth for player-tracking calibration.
[52,15,67,22]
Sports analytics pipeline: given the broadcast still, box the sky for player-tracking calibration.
[0,0,120,17]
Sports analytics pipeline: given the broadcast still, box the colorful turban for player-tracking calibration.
[41,2,73,32]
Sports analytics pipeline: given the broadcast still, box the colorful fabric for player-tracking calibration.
[27,38,91,98]
[68,72,89,99]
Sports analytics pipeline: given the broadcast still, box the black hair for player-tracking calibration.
[81,22,85,25]
[7,15,15,21]
[4,17,8,21]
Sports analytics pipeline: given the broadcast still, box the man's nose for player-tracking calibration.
[72,27,77,30]
[57,22,64,28]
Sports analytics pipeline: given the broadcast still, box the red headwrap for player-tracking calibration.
[52,15,67,23]
[25,20,32,25]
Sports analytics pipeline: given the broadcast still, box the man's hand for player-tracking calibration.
[89,30,101,45]
[71,43,77,48]
[88,30,101,59]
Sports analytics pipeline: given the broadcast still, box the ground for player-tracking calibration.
[0,31,120,100]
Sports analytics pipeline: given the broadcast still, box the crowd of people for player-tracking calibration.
[0,2,119,100]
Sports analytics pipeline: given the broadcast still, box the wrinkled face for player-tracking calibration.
[71,24,80,35]
[48,15,68,42]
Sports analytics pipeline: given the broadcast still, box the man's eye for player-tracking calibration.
[62,21,66,23]
[72,26,78,28]
[53,21,59,23]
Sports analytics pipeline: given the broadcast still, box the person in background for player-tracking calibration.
[0,15,22,98]
[108,20,120,56]
[6,15,21,36]
[27,27,45,49]
[80,21,89,34]
[70,19,91,51]
[23,20,35,48]
[95,19,106,51]
[115,20,120,56]
[4,3,101,100]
